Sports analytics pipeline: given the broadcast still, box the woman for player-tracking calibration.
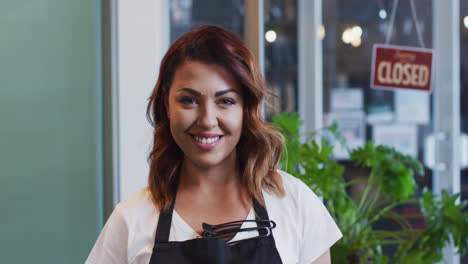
[86,25,342,264]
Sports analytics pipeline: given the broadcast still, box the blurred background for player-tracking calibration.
[1,0,467,263]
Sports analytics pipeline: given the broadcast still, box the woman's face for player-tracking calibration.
[166,60,244,169]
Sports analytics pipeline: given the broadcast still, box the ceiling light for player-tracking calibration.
[351,37,362,47]
[379,9,387,20]
[342,29,352,44]
[265,30,277,43]
[352,26,363,37]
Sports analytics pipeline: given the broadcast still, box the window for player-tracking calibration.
[263,0,298,119]
[170,0,244,43]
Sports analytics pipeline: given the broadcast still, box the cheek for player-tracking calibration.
[167,106,181,135]
[168,108,195,135]
[223,109,244,135]
[169,117,184,136]
[169,117,190,150]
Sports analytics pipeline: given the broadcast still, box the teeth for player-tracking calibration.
[194,136,220,144]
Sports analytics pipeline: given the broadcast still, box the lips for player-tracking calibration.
[189,133,223,150]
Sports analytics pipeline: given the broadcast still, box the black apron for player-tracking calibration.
[148,175,283,264]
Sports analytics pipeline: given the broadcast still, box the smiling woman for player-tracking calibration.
[147,25,285,212]
[166,61,244,170]
[86,25,342,264]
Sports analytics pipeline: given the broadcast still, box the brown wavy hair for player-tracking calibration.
[146,25,285,210]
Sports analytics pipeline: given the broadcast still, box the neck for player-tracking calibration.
[178,155,246,202]
[180,155,239,185]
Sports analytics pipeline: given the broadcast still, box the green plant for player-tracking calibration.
[272,112,468,264]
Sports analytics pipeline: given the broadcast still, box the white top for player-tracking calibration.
[86,170,342,264]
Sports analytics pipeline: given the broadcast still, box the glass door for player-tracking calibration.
[322,0,433,179]
[321,0,462,262]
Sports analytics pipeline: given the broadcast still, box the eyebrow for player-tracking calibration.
[178,88,240,97]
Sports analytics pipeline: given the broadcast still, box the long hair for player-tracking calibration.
[146,25,285,210]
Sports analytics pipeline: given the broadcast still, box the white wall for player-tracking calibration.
[116,0,169,201]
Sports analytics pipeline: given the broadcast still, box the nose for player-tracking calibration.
[197,102,218,129]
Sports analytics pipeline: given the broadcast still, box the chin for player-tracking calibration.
[184,150,236,170]
[190,158,225,170]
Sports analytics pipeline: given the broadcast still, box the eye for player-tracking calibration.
[179,96,197,106]
[218,98,235,106]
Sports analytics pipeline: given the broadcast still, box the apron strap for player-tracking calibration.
[154,200,175,243]
[253,198,269,221]
[154,168,181,244]
[253,197,271,236]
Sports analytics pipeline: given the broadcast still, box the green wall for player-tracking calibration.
[0,1,103,263]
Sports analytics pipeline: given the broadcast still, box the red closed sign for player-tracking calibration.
[371,44,434,92]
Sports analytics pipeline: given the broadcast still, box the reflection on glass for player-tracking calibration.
[263,0,298,120]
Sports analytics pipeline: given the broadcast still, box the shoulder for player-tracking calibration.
[267,169,320,208]
[265,170,327,222]
[116,187,158,223]
[105,187,159,236]
[265,170,342,263]
[86,187,159,264]
[276,169,311,197]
